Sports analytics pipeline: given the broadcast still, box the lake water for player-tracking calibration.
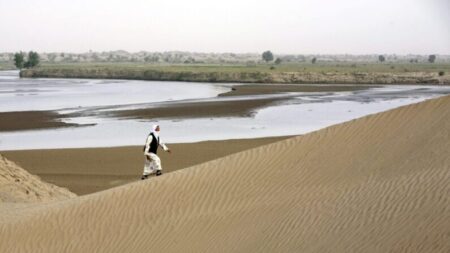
[1,70,449,150]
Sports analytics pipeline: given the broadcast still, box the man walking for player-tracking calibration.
[141,124,171,180]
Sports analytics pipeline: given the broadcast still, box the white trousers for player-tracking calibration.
[143,153,162,175]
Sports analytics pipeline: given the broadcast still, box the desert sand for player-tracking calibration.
[1,95,449,252]
[3,136,289,195]
[0,154,75,203]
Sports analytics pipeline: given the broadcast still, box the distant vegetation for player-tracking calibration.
[14,51,40,69]
[262,51,274,63]
[1,51,449,67]
[428,54,436,63]
[1,50,448,84]
[24,51,40,68]
[19,62,450,85]
[14,52,25,69]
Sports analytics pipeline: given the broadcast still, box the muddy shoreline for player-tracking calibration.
[1,84,374,132]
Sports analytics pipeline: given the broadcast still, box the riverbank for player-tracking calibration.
[20,63,450,84]
[0,68,373,132]
[0,62,15,71]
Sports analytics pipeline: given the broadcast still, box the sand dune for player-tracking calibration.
[1,96,449,252]
[0,155,75,203]
[3,136,288,195]
[0,154,76,225]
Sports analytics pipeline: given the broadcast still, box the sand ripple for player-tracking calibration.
[1,96,449,252]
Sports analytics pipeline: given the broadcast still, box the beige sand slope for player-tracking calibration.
[2,136,289,195]
[1,96,449,252]
[0,154,75,203]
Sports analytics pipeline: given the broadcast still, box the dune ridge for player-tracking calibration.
[1,95,449,252]
[0,154,76,225]
[0,154,76,203]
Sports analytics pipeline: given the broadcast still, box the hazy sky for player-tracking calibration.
[1,0,449,54]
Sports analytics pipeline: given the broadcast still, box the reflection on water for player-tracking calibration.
[1,71,450,150]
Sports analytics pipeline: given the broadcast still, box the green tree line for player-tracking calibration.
[14,51,40,69]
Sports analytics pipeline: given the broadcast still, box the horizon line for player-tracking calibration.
[1,51,449,56]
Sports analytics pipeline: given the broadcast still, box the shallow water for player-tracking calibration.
[0,71,229,112]
[1,71,449,150]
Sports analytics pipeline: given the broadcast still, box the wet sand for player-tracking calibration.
[113,84,373,120]
[1,84,373,131]
[220,84,373,96]
[2,136,290,195]
[0,98,285,131]
[110,97,286,120]
[0,111,79,132]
